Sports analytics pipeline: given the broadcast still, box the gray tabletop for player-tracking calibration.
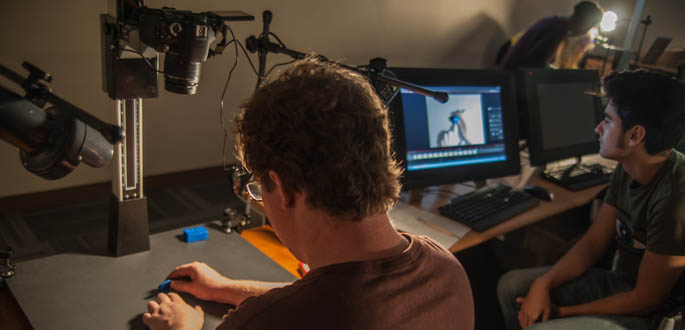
[7,223,296,330]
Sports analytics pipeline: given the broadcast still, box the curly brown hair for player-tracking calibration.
[234,58,403,221]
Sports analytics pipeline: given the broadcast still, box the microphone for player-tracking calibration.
[256,10,273,87]
[433,92,449,104]
[262,11,273,37]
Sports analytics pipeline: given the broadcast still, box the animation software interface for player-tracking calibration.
[401,85,507,171]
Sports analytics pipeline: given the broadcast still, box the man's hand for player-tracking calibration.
[517,279,553,329]
[167,262,231,302]
[143,292,204,330]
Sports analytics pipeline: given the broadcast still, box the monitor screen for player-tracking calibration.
[519,69,602,166]
[388,68,521,189]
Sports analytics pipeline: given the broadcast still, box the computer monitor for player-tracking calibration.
[519,69,602,166]
[388,68,521,190]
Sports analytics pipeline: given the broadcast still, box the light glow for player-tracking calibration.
[600,11,618,32]
[589,27,599,40]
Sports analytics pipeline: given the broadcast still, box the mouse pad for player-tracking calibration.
[7,225,295,330]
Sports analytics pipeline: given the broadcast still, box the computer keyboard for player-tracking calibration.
[438,183,540,232]
[542,163,613,191]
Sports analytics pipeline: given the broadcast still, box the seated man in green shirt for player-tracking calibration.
[498,70,685,330]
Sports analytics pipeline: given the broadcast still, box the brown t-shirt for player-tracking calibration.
[217,233,474,330]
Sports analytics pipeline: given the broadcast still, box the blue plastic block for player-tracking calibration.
[183,226,209,243]
[158,279,172,293]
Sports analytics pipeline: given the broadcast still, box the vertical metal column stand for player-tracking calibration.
[108,98,150,256]
[615,0,646,72]
[101,3,156,256]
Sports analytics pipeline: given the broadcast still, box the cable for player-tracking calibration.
[216,29,297,171]
[219,25,241,171]
[234,39,259,77]
[120,25,137,38]
[117,47,164,74]
[265,59,297,78]
[269,32,287,48]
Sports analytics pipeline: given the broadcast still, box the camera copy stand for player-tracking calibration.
[101,12,156,256]
[100,1,254,255]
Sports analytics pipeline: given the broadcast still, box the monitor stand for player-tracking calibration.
[408,188,424,203]
[406,179,488,203]
[473,179,487,189]
[542,156,613,191]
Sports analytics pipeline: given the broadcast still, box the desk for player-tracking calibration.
[242,155,613,256]
[6,224,296,330]
[407,155,614,253]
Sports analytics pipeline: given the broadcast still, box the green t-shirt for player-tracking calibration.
[604,150,685,314]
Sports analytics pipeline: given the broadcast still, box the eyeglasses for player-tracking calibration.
[246,178,262,201]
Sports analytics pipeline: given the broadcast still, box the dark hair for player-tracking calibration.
[603,70,685,155]
[571,1,603,27]
[235,58,402,221]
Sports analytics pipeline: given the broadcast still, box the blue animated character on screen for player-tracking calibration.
[437,109,471,147]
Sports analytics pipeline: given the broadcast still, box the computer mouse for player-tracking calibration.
[523,185,554,202]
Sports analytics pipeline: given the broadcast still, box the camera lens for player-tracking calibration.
[164,53,201,95]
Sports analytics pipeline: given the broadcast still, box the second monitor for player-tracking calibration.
[519,68,602,166]
[518,68,611,190]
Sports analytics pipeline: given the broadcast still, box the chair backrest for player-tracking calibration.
[676,138,685,153]
[658,306,684,330]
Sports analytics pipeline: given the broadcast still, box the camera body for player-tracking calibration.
[136,8,220,94]
[101,5,252,97]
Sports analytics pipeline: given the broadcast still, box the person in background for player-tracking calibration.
[497,70,685,329]
[142,58,475,330]
[498,1,603,70]
[552,31,597,69]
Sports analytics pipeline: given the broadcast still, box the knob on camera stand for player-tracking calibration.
[0,246,16,280]
[220,165,266,234]
[221,207,250,234]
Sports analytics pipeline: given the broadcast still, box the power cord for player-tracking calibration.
[219,25,242,171]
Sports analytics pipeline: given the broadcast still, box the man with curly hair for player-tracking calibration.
[142,59,474,330]
[497,70,685,330]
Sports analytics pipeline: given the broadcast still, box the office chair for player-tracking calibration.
[676,137,685,153]
[659,307,684,330]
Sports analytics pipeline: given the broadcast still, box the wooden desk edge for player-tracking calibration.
[448,183,607,253]
[246,179,608,254]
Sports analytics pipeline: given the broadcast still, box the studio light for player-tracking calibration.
[600,10,618,32]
